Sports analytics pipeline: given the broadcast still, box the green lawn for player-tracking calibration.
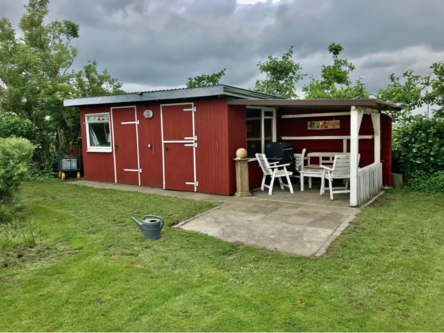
[1,182,444,331]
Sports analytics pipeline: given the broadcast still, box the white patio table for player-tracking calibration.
[300,152,349,191]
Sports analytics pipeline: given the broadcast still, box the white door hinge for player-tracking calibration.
[186,181,198,186]
[183,107,196,112]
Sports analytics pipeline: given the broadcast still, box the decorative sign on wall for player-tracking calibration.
[308,120,340,130]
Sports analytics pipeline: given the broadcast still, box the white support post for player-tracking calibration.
[371,113,381,163]
[350,106,364,207]
[261,108,265,154]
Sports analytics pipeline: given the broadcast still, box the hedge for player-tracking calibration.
[0,137,34,206]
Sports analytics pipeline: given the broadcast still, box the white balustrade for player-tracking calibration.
[357,162,383,206]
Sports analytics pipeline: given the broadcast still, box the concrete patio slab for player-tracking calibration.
[71,180,361,257]
[181,210,334,257]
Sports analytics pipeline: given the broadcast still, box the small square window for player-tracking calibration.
[86,113,112,153]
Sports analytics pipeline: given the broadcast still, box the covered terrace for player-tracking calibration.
[228,99,402,207]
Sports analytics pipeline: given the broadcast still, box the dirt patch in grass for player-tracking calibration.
[0,244,80,272]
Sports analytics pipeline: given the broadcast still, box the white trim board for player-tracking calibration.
[281,135,373,140]
[282,112,351,119]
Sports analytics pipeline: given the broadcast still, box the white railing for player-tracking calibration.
[357,162,383,206]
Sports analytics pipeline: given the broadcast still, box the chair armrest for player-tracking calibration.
[269,161,279,165]
[269,163,291,169]
[321,165,333,171]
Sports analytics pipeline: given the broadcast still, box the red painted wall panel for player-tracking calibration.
[137,104,163,188]
[113,107,139,185]
[194,99,231,195]
[227,105,248,194]
[80,102,394,194]
[161,104,195,191]
[80,106,115,183]
[381,113,392,186]
[82,99,233,194]
[164,144,195,191]
[248,161,263,189]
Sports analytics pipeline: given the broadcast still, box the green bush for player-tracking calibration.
[405,171,444,194]
[392,116,444,180]
[0,137,34,206]
[0,113,35,140]
[26,152,57,181]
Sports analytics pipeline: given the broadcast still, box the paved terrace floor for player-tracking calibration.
[71,180,361,257]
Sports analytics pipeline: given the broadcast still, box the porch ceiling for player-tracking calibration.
[227,99,402,111]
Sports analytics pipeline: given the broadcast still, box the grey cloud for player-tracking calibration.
[1,0,444,95]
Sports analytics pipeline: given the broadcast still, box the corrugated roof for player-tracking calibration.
[63,85,285,107]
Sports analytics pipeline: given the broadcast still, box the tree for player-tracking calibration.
[426,62,444,120]
[56,60,124,148]
[186,69,226,88]
[377,70,424,124]
[0,0,124,166]
[255,46,304,99]
[303,43,370,99]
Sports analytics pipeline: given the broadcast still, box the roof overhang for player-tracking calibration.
[64,85,284,107]
[227,99,402,111]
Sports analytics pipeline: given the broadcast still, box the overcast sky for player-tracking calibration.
[1,0,443,108]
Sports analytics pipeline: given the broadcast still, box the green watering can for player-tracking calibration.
[131,215,164,239]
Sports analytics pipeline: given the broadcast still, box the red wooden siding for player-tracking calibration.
[381,113,392,186]
[137,104,163,188]
[195,99,231,195]
[227,105,248,194]
[79,101,394,194]
[112,107,139,185]
[161,104,195,191]
[164,144,195,191]
[248,161,263,189]
[80,106,115,183]
[162,104,194,140]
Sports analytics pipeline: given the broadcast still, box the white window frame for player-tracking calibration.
[85,112,112,153]
[246,106,277,162]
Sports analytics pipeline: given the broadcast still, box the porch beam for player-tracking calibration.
[350,106,364,207]
[281,112,351,119]
[371,113,381,163]
[281,135,373,140]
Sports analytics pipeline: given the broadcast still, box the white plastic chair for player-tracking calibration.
[256,153,294,195]
[320,154,360,200]
[293,148,307,183]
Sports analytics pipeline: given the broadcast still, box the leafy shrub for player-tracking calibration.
[405,171,444,194]
[26,153,57,181]
[0,137,34,206]
[392,116,444,180]
[0,113,35,140]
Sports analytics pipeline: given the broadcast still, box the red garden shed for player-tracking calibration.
[64,85,401,206]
